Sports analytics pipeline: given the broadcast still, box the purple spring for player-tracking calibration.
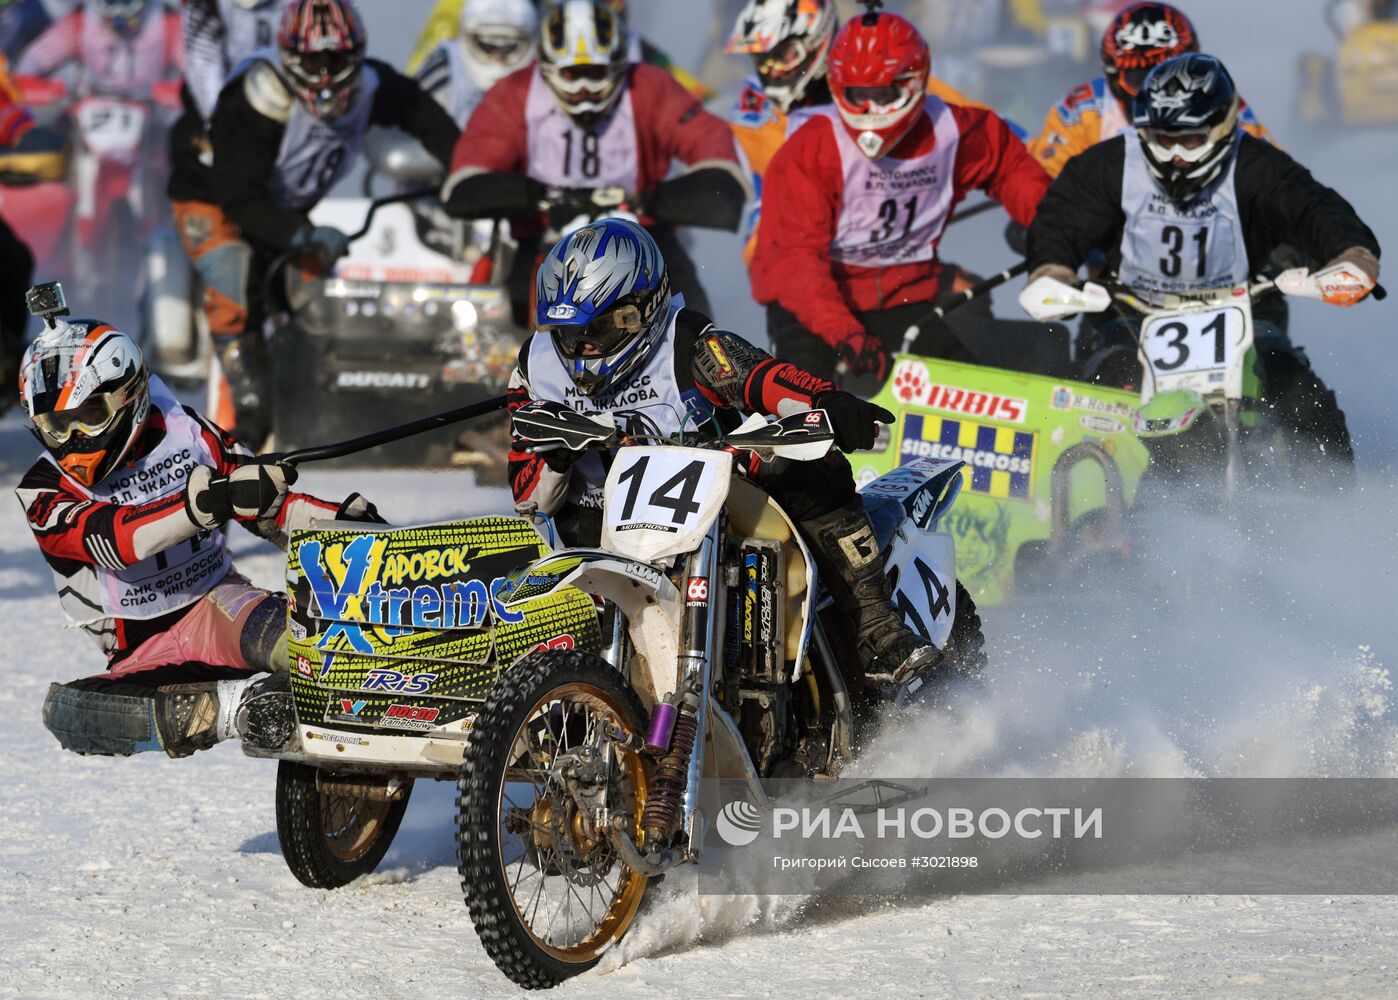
[643,702,678,755]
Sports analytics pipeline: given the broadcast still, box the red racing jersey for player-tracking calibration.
[751,102,1050,346]
[442,61,740,212]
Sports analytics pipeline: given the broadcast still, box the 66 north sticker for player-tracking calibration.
[686,577,710,606]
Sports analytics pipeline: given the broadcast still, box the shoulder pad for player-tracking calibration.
[243,60,293,124]
[732,76,776,129]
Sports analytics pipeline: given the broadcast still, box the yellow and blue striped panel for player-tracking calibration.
[898,414,1036,499]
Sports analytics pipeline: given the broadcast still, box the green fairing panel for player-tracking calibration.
[856,355,1151,606]
[285,517,601,727]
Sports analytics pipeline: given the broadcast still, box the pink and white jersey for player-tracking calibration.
[17,9,181,99]
[524,66,638,190]
[794,97,961,268]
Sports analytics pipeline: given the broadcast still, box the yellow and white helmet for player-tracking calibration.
[539,0,629,124]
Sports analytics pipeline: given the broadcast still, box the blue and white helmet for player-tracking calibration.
[535,219,671,397]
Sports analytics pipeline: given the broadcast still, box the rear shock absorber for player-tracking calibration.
[641,707,698,842]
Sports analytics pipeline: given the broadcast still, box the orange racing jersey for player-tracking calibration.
[1028,75,1273,178]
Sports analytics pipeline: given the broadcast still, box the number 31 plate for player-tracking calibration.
[603,447,733,564]
[1141,305,1248,379]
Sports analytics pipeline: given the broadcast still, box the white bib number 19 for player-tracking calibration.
[1142,306,1245,376]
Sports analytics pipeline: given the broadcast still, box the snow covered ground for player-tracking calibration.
[4,1,1398,997]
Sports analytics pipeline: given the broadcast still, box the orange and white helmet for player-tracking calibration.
[726,0,836,112]
[19,313,150,488]
[539,0,629,124]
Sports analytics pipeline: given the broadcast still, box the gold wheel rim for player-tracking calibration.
[496,682,649,965]
[320,788,394,863]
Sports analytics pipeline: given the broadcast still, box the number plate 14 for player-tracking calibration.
[603,447,733,564]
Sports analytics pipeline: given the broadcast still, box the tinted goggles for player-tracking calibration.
[545,304,644,359]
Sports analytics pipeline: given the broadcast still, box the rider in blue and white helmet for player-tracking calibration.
[510,219,970,704]
[535,219,672,398]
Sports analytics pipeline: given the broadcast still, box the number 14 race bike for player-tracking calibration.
[254,403,985,988]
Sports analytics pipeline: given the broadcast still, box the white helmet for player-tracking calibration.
[459,0,538,92]
[539,0,629,124]
[726,0,836,112]
[19,314,150,489]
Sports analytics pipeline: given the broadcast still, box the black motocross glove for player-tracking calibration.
[812,391,894,453]
[185,460,298,529]
[335,493,386,524]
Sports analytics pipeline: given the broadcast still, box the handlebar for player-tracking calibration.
[261,186,439,309]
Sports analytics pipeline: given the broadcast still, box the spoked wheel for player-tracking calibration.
[458,649,651,989]
[275,761,413,888]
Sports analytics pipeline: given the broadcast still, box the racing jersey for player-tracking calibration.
[17,7,182,98]
[442,61,744,229]
[182,0,293,122]
[210,56,458,250]
[507,310,835,515]
[730,73,989,263]
[15,376,342,661]
[0,54,33,148]
[407,0,714,101]
[1027,76,1272,178]
[1028,134,1380,286]
[752,101,1050,346]
[415,38,492,126]
[0,0,50,64]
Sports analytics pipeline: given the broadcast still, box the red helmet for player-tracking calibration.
[827,9,929,159]
[278,0,367,119]
[1101,3,1199,104]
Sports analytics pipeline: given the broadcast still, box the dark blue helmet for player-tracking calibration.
[535,219,671,397]
[1131,53,1240,206]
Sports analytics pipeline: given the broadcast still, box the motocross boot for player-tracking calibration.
[154,672,295,758]
[802,501,944,702]
[213,331,273,450]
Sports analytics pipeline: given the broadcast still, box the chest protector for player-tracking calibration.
[525,300,716,509]
[793,98,960,269]
[524,66,639,190]
[217,0,283,67]
[266,59,379,211]
[47,376,233,626]
[81,7,173,94]
[1118,136,1249,296]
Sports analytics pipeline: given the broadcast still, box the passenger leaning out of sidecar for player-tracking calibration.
[16,294,379,758]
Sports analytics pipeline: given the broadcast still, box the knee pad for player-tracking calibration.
[42,682,163,756]
[196,242,252,310]
[241,595,288,673]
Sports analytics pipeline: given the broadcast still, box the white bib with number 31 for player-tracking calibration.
[603,448,733,564]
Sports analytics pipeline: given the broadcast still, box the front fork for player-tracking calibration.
[628,517,724,867]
